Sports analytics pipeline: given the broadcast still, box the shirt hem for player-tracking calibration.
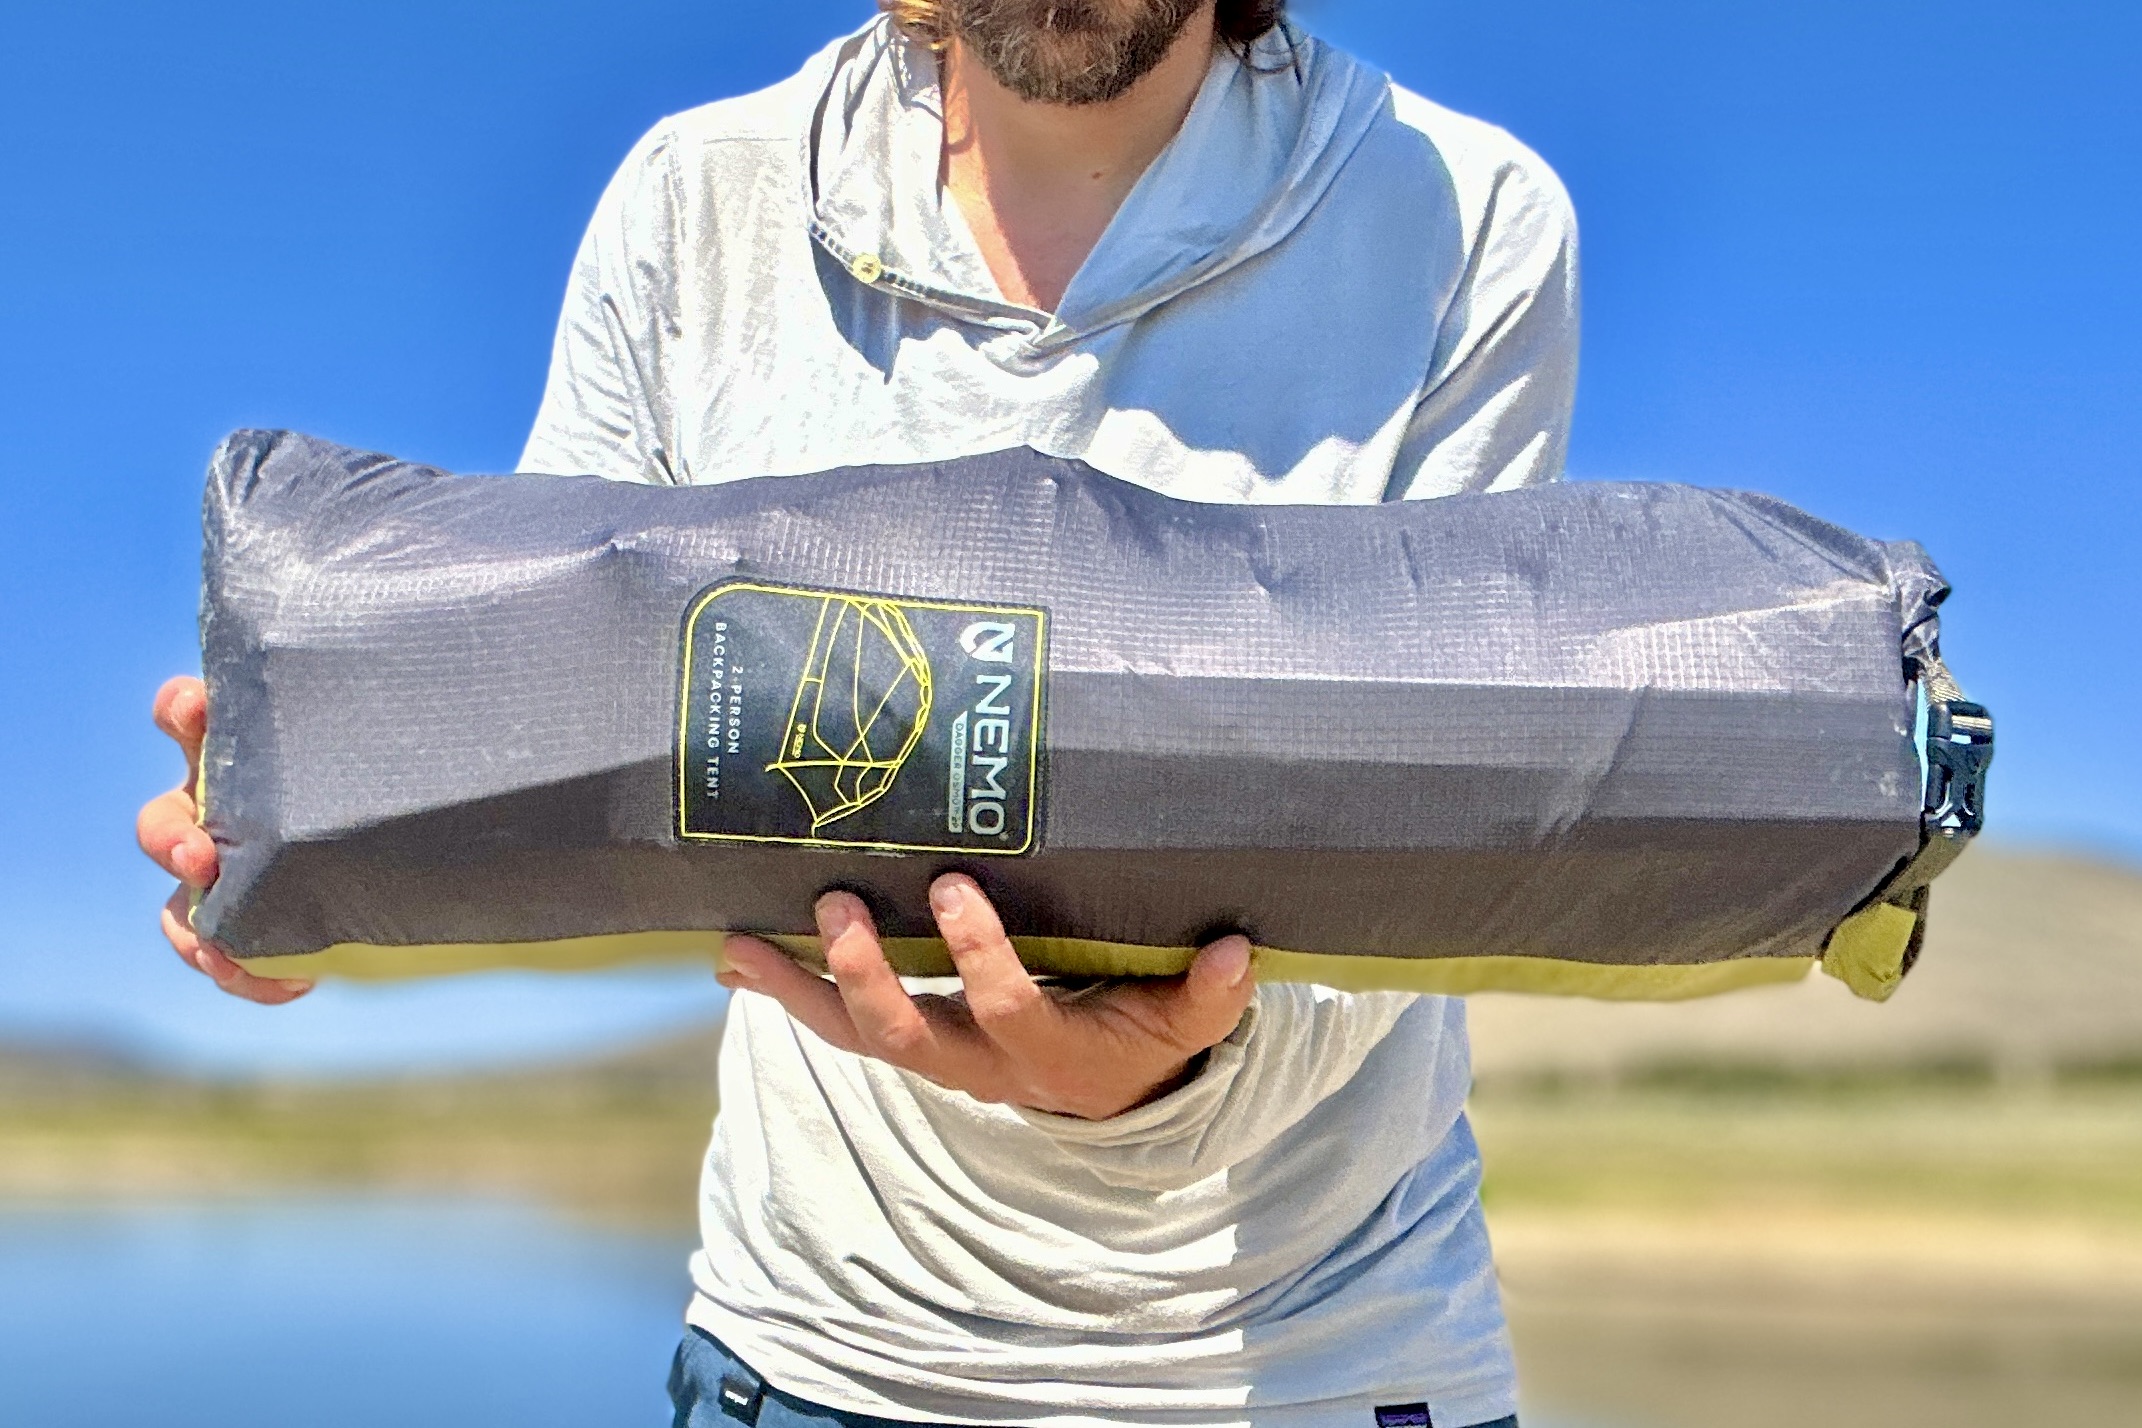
[685,1298,1519,1428]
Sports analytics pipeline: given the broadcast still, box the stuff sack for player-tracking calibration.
[194,430,1991,1002]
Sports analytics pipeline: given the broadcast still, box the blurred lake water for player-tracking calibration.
[3,1190,2138,1426]
[0,1195,1635,1427]
[0,1197,690,1428]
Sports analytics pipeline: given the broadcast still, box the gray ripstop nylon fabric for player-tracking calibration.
[196,430,1946,978]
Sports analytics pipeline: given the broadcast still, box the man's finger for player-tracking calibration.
[162,888,206,970]
[1114,935,1256,1055]
[202,947,315,1005]
[163,892,311,1004]
[721,933,866,1056]
[137,791,217,888]
[928,875,1059,1049]
[153,676,208,792]
[817,893,955,1074]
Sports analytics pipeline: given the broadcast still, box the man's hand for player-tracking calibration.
[720,875,1254,1121]
[135,676,312,1005]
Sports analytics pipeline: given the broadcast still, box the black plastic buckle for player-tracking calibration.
[1924,699,1994,836]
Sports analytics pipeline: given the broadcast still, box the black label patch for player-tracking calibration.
[677,580,1045,854]
[1374,1407,1432,1428]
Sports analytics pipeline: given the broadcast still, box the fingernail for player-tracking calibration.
[930,879,965,918]
[1212,937,1252,987]
[720,948,761,981]
[816,895,854,939]
[192,949,214,975]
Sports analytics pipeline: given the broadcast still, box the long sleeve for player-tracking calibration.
[1387,108,1581,499]
[518,126,689,484]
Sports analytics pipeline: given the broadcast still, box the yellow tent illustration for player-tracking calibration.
[769,594,934,833]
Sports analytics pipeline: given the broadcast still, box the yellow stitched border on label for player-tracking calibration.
[674,581,1047,856]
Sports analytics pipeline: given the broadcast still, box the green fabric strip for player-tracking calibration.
[237,931,1823,1001]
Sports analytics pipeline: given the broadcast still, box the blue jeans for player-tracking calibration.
[669,1329,1520,1428]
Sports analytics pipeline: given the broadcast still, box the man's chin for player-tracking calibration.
[985,50,1154,107]
[950,0,1205,107]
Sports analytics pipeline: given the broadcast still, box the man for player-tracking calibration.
[139,2,1576,1423]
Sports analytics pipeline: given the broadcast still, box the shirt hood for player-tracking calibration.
[804,18,1392,349]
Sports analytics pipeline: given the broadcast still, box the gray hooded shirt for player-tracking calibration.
[522,18,1577,1428]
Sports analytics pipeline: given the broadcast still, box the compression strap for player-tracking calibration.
[1820,648,1993,1001]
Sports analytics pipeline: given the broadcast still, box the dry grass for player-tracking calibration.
[0,1039,720,1228]
[1467,1079,2142,1427]
[1472,1077,2142,1229]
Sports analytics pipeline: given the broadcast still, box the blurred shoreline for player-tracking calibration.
[6,1029,2138,1279]
[0,1024,721,1226]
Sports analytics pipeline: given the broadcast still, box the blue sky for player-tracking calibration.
[1,1,2134,1074]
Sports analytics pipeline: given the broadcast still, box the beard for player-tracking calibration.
[945,0,1208,106]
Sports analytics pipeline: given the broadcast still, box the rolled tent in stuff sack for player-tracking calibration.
[192,430,1990,1003]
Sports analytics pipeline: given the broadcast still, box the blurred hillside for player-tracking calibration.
[1458,845,2142,1427]
[1468,844,2142,1084]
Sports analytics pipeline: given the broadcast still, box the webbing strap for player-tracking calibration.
[1825,647,1993,988]
[1918,648,1967,710]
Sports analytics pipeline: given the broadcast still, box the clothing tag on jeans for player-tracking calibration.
[718,1372,765,1425]
[1375,1405,1433,1428]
